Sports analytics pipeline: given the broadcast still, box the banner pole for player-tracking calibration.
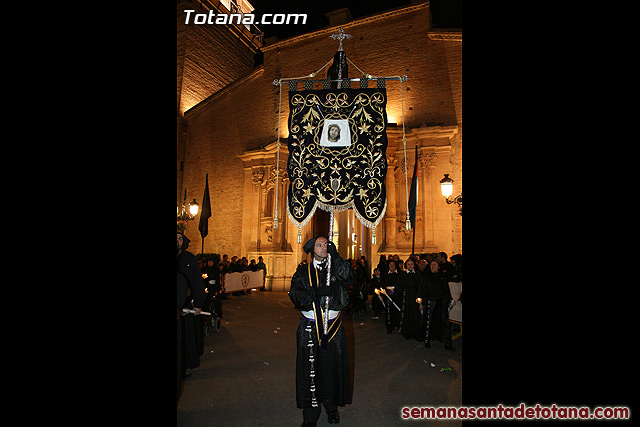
[323,207,335,335]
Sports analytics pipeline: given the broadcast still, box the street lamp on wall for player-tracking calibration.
[189,199,199,216]
[440,174,462,215]
[178,190,200,232]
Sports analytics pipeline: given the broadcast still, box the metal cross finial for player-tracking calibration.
[330,27,352,51]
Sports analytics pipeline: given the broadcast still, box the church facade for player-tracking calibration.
[177,0,462,290]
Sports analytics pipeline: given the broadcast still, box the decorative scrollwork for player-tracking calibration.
[286,88,389,229]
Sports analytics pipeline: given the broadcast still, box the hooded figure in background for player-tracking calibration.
[289,235,354,427]
[177,271,188,404]
[177,231,205,371]
[418,259,455,351]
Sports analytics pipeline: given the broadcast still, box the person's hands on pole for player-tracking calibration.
[326,241,339,259]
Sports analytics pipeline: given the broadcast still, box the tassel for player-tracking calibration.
[372,227,377,245]
[297,227,302,244]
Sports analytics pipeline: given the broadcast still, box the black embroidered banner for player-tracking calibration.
[286,88,388,230]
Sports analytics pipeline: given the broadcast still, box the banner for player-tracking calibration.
[286,88,388,231]
[224,270,265,292]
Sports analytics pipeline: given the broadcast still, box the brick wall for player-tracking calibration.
[177,1,260,204]
[181,63,284,255]
[177,2,257,115]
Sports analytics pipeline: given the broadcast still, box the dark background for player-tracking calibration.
[249,0,461,41]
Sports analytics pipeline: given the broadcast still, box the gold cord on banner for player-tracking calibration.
[274,83,282,230]
[400,77,410,232]
[274,57,336,234]
[349,56,410,237]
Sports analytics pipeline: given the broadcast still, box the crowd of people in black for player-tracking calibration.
[335,252,462,351]
[213,254,268,276]
[177,232,274,403]
[200,254,268,294]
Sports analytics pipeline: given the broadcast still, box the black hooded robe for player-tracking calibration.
[177,271,188,403]
[289,238,354,412]
[418,270,453,345]
[397,270,425,341]
[177,232,205,369]
[381,272,401,333]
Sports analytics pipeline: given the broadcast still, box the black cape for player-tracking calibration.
[381,271,401,330]
[177,232,205,369]
[289,252,353,409]
[397,271,424,341]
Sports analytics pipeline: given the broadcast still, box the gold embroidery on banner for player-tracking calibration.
[288,90,388,230]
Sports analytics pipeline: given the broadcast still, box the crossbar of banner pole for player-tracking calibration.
[272,75,409,86]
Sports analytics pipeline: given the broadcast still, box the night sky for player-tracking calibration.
[247,0,461,41]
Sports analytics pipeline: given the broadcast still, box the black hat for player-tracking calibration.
[177,231,191,250]
[302,236,318,254]
[303,235,329,255]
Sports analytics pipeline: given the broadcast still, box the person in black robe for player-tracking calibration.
[397,259,425,341]
[350,258,367,316]
[437,251,455,281]
[177,271,188,404]
[367,268,384,319]
[376,254,388,277]
[201,257,223,319]
[177,232,206,371]
[381,260,401,334]
[289,235,354,427]
[256,255,267,291]
[418,260,456,351]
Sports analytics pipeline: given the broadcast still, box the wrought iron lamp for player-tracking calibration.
[177,189,200,225]
[440,174,462,213]
[189,199,199,216]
